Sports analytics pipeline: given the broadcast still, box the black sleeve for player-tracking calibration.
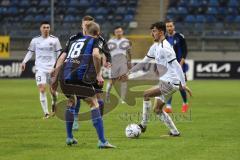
[98,35,111,63]
[179,34,188,59]
[63,32,84,54]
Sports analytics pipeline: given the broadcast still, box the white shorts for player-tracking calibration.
[109,54,128,79]
[35,71,51,85]
[155,80,179,103]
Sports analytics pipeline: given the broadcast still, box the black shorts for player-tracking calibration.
[59,79,103,99]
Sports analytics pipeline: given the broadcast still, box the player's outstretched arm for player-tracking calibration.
[21,51,34,71]
[51,52,67,91]
[93,48,104,86]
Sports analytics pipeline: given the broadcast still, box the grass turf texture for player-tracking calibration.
[0,79,239,160]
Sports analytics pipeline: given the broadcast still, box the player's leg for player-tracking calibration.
[180,89,188,112]
[36,72,49,118]
[119,61,129,104]
[106,79,113,103]
[154,98,180,136]
[165,97,173,113]
[72,97,81,131]
[139,86,161,132]
[120,79,127,104]
[96,93,104,116]
[84,95,116,148]
[65,95,78,145]
[181,69,189,112]
[154,81,180,135]
[47,71,57,115]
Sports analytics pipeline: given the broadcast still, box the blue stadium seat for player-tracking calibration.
[95,15,104,22]
[228,0,239,7]
[66,7,77,14]
[228,7,238,15]
[64,15,76,22]
[79,0,90,7]
[95,7,108,15]
[206,15,217,23]
[207,7,218,15]
[23,15,34,22]
[177,7,188,15]
[39,0,49,7]
[209,0,219,7]
[19,0,29,7]
[167,7,177,15]
[178,0,188,7]
[234,15,240,23]
[185,15,195,23]
[189,0,200,7]
[123,14,134,22]
[115,7,126,15]
[85,7,96,15]
[108,0,118,7]
[196,15,206,23]
[7,7,18,15]
[218,7,227,15]
[69,0,80,7]
[225,15,235,22]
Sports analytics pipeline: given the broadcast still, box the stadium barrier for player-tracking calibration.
[0,36,10,58]
[0,59,239,79]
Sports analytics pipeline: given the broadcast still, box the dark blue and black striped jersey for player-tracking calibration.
[64,32,111,63]
[165,32,188,62]
[63,35,100,83]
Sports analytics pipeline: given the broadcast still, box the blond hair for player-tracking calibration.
[85,21,100,36]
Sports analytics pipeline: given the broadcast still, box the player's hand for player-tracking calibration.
[127,62,132,69]
[97,74,104,86]
[181,85,193,97]
[180,59,185,66]
[104,62,111,68]
[50,69,56,77]
[21,63,26,71]
[120,72,129,81]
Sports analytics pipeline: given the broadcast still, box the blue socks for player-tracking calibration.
[98,99,104,116]
[65,106,75,139]
[91,107,106,143]
[166,97,172,106]
[180,90,188,104]
[166,90,188,106]
[74,98,81,121]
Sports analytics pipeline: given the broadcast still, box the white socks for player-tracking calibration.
[141,100,152,127]
[120,82,127,101]
[40,92,49,114]
[106,82,112,99]
[158,111,179,135]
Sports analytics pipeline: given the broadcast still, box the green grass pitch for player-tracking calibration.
[0,79,239,160]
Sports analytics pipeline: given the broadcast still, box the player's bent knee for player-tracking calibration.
[153,107,161,114]
[38,84,46,93]
[143,92,150,101]
[67,96,76,107]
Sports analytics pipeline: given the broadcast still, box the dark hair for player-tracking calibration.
[150,21,166,34]
[82,15,95,21]
[114,26,123,30]
[40,21,50,26]
[165,19,175,25]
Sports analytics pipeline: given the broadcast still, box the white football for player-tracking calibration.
[125,123,141,138]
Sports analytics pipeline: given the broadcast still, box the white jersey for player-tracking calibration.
[107,37,131,57]
[147,39,180,84]
[28,35,62,72]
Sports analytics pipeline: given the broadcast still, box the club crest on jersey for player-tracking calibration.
[49,42,53,46]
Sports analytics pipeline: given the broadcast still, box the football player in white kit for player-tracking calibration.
[128,22,192,136]
[21,21,62,119]
[106,26,131,103]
